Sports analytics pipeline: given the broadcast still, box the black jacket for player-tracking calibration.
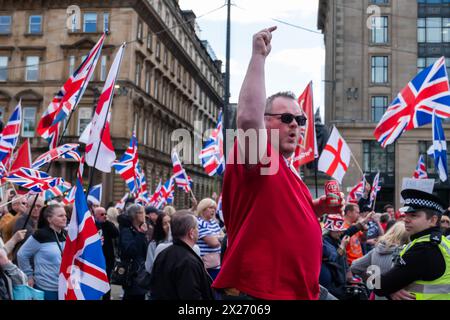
[374,227,446,298]
[150,239,214,300]
[96,220,119,274]
[118,215,148,295]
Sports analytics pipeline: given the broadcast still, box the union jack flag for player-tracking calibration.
[153,176,175,209]
[43,181,72,201]
[115,193,129,210]
[413,155,428,179]
[149,179,162,207]
[374,56,450,148]
[171,149,193,193]
[31,143,79,170]
[370,172,381,207]
[216,193,224,224]
[6,168,63,193]
[347,175,366,204]
[59,179,110,300]
[0,101,22,166]
[38,34,105,140]
[46,123,60,150]
[199,111,225,176]
[135,163,150,205]
[61,148,82,163]
[112,133,139,193]
[0,161,7,181]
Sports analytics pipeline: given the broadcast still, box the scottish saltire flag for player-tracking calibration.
[112,133,139,193]
[38,34,105,140]
[428,110,448,182]
[85,43,126,172]
[374,56,450,148]
[0,101,22,165]
[59,179,110,300]
[413,155,428,179]
[370,172,381,207]
[115,193,129,210]
[43,182,72,201]
[32,143,79,170]
[171,149,193,193]
[87,184,102,205]
[347,175,366,204]
[199,111,225,176]
[7,168,63,193]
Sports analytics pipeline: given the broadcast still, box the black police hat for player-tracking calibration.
[399,189,447,215]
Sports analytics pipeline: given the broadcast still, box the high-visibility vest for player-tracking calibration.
[400,234,450,300]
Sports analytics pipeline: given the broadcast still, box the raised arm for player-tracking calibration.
[237,26,277,165]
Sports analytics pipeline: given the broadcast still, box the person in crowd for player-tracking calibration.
[106,207,120,229]
[0,245,27,300]
[196,198,223,280]
[94,206,119,300]
[379,213,390,233]
[351,221,410,300]
[361,206,384,253]
[343,204,365,266]
[0,196,28,242]
[384,204,396,221]
[357,181,372,212]
[144,206,160,241]
[439,211,450,236]
[212,26,344,300]
[374,189,450,300]
[145,212,171,275]
[118,204,148,300]
[163,205,176,217]
[320,215,351,300]
[1,230,27,258]
[17,204,67,300]
[150,211,214,300]
[13,196,44,241]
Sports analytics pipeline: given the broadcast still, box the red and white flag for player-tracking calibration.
[293,82,318,170]
[85,44,126,172]
[10,139,31,172]
[318,126,351,184]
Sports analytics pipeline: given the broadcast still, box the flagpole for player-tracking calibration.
[314,159,319,198]
[350,152,364,177]
[86,43,125,202]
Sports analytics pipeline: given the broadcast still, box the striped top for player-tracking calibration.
[197,217,222,256]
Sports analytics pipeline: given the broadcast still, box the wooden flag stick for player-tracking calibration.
[350,152,364,177]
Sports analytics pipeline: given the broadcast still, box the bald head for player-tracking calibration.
[94,206,107,223]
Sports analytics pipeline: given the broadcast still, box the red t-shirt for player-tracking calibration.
[212,142,322,300]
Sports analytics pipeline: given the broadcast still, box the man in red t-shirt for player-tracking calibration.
[212,27,343,300]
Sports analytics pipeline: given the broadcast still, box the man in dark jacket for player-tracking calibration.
[151,210,214,300]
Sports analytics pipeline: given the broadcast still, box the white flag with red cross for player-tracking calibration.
[318,126,351,184]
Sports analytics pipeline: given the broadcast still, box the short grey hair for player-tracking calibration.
[171,210,197,241]
[265,91,297,113]
[126,204,143,221]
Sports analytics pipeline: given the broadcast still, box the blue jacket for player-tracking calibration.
[320,234,348,299]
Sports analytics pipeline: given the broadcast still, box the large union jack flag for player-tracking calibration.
[37,34,105,140]
[347,175,366,204]
[31,143,79,170]
[59,179,110,300]
[370,172,381,207]
[111,133,139,193]
[374,56,450,148]
[43,181,72,201]
[413,155,428,179]
[0,101,22,166]
[199,111,225,176]
[6,168,63,193]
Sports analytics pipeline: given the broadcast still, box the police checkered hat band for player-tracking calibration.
[400,189,447,215]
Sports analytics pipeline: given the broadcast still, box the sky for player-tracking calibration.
[178,0,325,120]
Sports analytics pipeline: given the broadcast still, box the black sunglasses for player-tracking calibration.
[264,113,307,126]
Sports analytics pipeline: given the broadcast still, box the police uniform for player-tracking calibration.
[374,189,450,300]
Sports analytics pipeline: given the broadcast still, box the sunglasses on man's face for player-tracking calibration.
[264,113,307,126]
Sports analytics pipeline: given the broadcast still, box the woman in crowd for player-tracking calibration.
[17,204,67,300]
[350,221,409,300]
[118,204,148,300]
[145,212,171,275]
[195,198,223,280]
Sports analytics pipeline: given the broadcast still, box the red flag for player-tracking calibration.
[10,139,31,171]
[293,82,317,169]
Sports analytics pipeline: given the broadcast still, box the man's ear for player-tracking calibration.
[430,214,439,227]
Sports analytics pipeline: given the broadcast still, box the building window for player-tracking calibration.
[103,13,109,33]
[137,20,143,41]
[371,96,389,122]
[371,16,388,43]
[100,55,107,81]
[133,112,138,133]
[0,106,4,122]
[147,32,153,51]
[68,55,75,75]
[163,49,168,66]
[83,13,97,33]
[22,107,36,137]
[144,120,148,145]
[154,76,159,100]
[371,0,388,4]
[371,56,388,83]
[145,67,151,94]
[25,56,39,81]
[78,107,91,135]
[363,141,395,174]
[0,56,8,81]
[28,15,42,34]
[0,16,11,34]
[417,57,446,74]
[155,40,161,60]
[135,61,142,86]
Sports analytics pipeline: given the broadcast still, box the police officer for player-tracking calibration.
[373,189,450,300]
